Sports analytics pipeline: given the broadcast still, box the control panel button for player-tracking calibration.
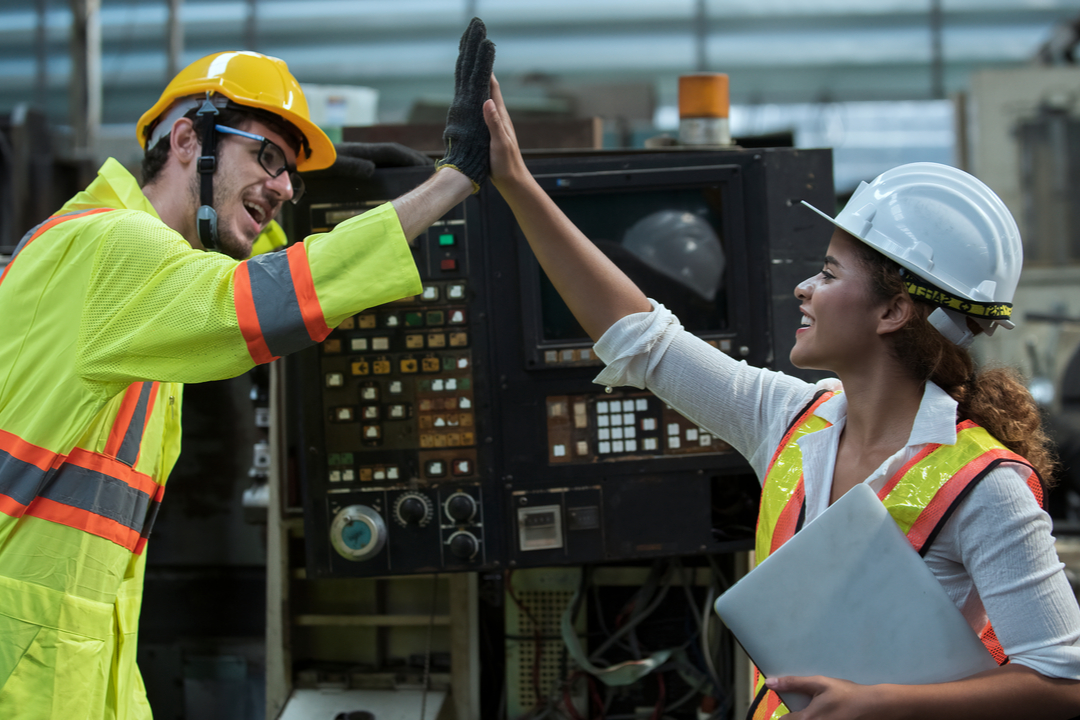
[445,492,477,522]
[448,531,479,560]
[329,505,387,561]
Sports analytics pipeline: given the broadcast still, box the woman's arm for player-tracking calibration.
[767,664,1080,720]
[483,77,651,341]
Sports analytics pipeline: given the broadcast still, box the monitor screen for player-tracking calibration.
[538,185,730,344]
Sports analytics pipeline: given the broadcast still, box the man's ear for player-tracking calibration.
[878,292,914,335]
[169,117,201,166]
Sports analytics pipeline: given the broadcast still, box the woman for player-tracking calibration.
[482,77,1080,720]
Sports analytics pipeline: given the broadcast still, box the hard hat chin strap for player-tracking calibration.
[195,93,220,251]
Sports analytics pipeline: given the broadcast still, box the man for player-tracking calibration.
[0,18,494,720]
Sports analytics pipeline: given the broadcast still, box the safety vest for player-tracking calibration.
[747,391,1042,720]
[0,159,421,719]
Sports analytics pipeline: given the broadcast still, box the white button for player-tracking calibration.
[451,310,465,323]
[432,379,444,391]
[337,408,353,421]
[363,406,378,419]
[561,350,575,362]
[434,417,446,427]
[448,284,465,299]
[576,441,589,455]
[699,434,713,446]
[642,418,657,431]
[446,378,458,390]
[667,423,680,436]
[598,428,610,440]
[387,466,400,479]
[553,444,566,457]
[362,387,378,400]
[624,426,636,439]
[668,436,681,449]
[612,427,624,440]
[598,415,609,427]
[422,286,438,300]
[389,381,403,394]
[457,357,469,369]
[374,469,386,480]
[329,470,341,482]
[622,414,634,426]
[342,469,355,482]
[644,438,658,451]
[687,428,699,441]
[372,337,389,351]
[386,315,399,327]
[622,400,634,412]
[613,440,625,452]
[350,338,368,352]
[597,401,609,413]
[459,397,472,409]
[635,399,648,411]
[598,441,611,454]
[326,373,344,387]
[625,440,637,452]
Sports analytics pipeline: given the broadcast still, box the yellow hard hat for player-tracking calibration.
[137,50,336,171]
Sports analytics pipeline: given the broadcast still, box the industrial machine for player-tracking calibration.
[285,147,834,579]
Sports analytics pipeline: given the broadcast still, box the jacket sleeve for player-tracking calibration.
[77,203,421,396]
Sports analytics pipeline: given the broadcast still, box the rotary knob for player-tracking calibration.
[329,505,387,561]
[447,530,479,560]
[394,492,433,527]
[444,492,477,523]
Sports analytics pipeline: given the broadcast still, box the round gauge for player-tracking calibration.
[394,492,434,527]
[329,505,387,561]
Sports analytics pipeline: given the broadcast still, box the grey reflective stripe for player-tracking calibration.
[0,450,49,508]
[11,210,98,259]
[40,463,152,534]
[116,382,154,466]
[245,251,312,357]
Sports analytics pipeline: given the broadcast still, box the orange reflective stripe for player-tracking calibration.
[904,448,1014,552]
[0,427,61,472]
[67,447,159,498]
[770,482,805,555]
[27,496,144,552]
[765,391,834,475]
[876,443,938,501]
[286,242,331,342]
[233,261,278,364]
[0,208,114,287]
[104,383,144,458]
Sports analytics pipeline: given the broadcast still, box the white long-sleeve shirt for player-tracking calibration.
[593,301,1080,679]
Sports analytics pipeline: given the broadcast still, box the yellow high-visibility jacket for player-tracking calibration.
[0,158,421,719]
[747,391,1042,720]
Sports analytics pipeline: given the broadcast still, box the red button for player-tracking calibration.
[440,259,457,271]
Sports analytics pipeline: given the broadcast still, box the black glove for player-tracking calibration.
[435,17,496,192]
[302,142,433,180]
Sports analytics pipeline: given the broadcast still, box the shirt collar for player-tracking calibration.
[811,379,958,447]
[57,158,161,219]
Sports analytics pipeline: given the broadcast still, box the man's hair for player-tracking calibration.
[140,104,303,187]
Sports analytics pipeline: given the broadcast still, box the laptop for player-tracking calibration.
[713,482,998,712]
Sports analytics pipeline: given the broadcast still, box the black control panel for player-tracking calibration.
[289,174,497,578]
[287,148,834,577]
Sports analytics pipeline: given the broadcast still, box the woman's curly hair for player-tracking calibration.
[850,238,1056,493]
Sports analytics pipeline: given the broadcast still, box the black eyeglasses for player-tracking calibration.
[215,124,304,204]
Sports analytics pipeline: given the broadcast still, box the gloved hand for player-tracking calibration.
[435,17,496,193]
[302,142,433,180]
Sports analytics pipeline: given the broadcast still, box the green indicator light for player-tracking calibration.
[439,233,456,246]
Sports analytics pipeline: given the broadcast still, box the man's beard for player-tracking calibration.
[189,170,252,261]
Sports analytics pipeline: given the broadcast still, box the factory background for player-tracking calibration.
[3,2,1080,720]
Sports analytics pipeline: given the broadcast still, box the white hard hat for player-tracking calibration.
[622,210,725,302]
[802,162,1022,348]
